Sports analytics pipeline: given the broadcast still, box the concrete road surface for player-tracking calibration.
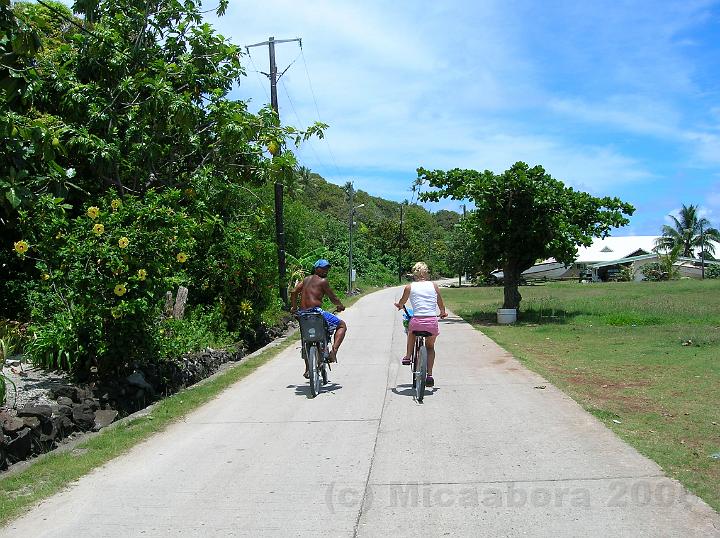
[2,286,718,537]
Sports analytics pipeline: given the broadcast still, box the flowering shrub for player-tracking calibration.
[16,190,195,376]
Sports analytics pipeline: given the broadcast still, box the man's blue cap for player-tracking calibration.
[313,259,331,269]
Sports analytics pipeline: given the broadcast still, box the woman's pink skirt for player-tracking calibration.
[408,316,439,336]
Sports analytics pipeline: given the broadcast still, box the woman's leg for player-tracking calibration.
[405,332,416,360]
[425,334,438,375]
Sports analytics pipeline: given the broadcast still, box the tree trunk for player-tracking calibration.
[503,262,522,309]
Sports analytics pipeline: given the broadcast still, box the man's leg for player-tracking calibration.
[328,320,346,361]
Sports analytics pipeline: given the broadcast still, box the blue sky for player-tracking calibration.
[204,0,720,235]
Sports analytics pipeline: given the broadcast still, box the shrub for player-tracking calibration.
[15,191,195,377]
[706,264,720,279]
[640,263,667,281]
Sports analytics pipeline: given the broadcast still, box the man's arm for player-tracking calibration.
[322,280,345,311]
[433,282,448,318]
[290,279,304,312]
[394,284,411,309]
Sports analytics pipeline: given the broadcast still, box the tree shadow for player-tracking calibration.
[459,306,583,326]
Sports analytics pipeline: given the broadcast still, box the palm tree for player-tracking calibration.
[655,204,720,257]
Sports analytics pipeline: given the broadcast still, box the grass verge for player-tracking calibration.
[443,279,720,513]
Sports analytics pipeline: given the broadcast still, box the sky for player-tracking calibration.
[201,0,720,235]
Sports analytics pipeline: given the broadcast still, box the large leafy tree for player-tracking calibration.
[654,204,720,258]
[418,162,634,309]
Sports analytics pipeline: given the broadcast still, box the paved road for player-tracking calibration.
[2,286,718,537]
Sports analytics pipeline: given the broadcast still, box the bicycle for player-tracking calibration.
[296,310,333,398]
[403,306,431,403]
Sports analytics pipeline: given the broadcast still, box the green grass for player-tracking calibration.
[443,279,720,513]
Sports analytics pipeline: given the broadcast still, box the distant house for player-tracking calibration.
[490,236,719,282]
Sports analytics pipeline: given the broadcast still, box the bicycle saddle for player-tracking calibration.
[412,330,433,337]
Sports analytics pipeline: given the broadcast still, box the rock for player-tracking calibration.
[57,396,73,407]
[127,371,154,393]
[54,414,75,438]
[6,428,31,462]
[72,404,96,431]
[83,398,101,411]
[17,404,52,420]
[22,416,41,431]
[52,404,73,418]
[0,434,8,470]
[48,385,80,402]
[2,416,25,435]
[93,410,118,431]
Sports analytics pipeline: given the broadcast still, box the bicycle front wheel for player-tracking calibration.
[308,344,321,397]
[416,345,428,402]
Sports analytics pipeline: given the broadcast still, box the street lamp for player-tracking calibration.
[348,203,365,294]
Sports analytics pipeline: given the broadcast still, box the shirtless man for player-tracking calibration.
[290,259,347,376]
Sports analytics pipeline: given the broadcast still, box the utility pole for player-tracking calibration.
[462,204,467,284]
[348,184,354,294]
[398,202,404,283]
[701,221,705,279]
[246,36,301,307]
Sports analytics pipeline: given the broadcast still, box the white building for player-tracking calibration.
[491,236,719,282]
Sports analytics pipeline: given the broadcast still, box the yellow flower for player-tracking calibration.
[111,307,122,319]
[41,273,50,281]
[118,237,129,249]
[240,300,253,315]
[137,269,147,281]
[87,206,100,219]
[13,240,29,254]
[111,199,122,210]
[184,188,196,198]
[114,284,127,296]
[93,223,105,235]
[55,231,64,239]
[176,252,188,263]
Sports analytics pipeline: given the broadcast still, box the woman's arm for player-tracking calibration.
[394,284,411,309]
[433,283,448,318]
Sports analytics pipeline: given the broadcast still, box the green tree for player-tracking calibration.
[417,162,634,309]
[654,204,720,258]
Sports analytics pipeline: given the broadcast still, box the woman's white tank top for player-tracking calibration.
[409,281,437,317]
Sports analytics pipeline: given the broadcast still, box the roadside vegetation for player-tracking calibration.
[443,280,720,512]
[1,1,455,386]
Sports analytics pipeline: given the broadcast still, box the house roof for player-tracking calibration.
[588,253,720,269]
[575,236,659,263]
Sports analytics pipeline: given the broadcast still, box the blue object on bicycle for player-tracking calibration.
[402,306,413,332]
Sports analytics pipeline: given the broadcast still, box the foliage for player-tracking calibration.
[655,204,720,258]
[706,263,720,279]
[15,191,194,375]
[616,264,636,282]
[417,162,634,309]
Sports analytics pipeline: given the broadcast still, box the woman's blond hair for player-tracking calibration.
[412,261,429,278]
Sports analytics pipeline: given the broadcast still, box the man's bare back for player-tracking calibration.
[297,274,345,311]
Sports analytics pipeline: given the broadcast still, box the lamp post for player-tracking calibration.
[348,203,365,294]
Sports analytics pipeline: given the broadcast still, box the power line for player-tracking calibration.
[279,77,328,172]
[244,48,271,103]
[300,47,343,178]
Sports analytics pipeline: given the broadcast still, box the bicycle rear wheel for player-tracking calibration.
[308,344,321,397]
[416,344,428,402]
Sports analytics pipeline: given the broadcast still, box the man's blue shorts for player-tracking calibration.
[298,307,341,335]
